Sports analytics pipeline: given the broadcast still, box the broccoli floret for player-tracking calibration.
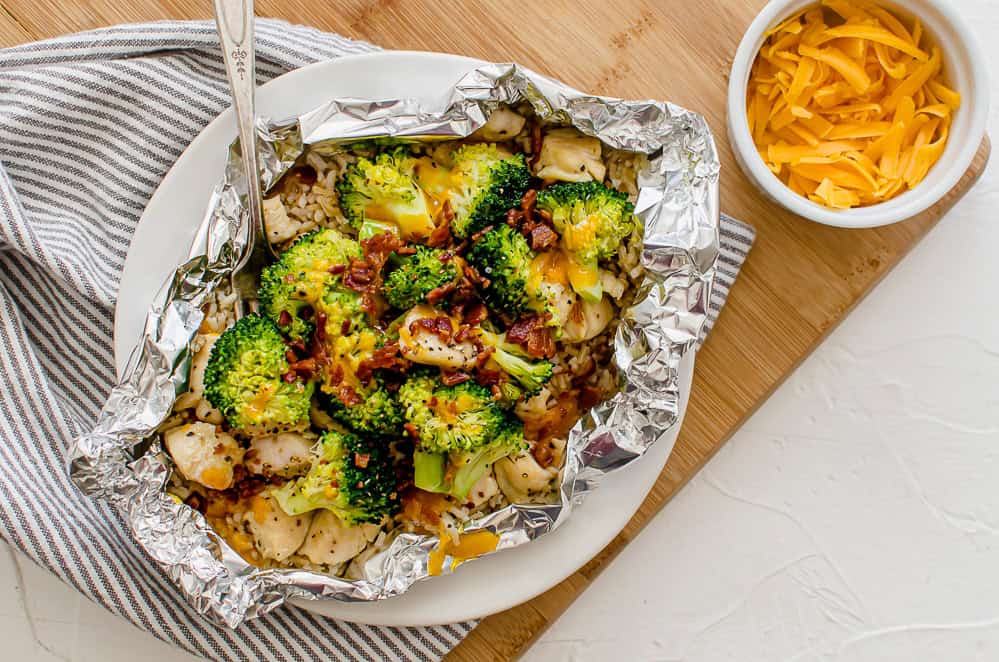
[317,378,404,437]
[449,144,531,238]
[478,329,554,397]
[203,314,314,430]
[273,430,398,523]
[398,372,525,499]
[383,246,459,310]
[258,228,363,340]
[336,147,436,240]
[536,181,636,302]
[466,224,535,317]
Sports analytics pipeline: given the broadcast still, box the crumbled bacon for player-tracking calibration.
[476,345,496,369]
[288,358,317,379]
[356,342,409,383]
[475,369,502,386]
[529,224,558,250]
[395,245,418,256]
[507,314,556,358]
[403,423,420,440]
[282,371,297,384]
[315,312,327,342]
[328,263,346,275]
[440,370,471,386]
[338,384,363,406]
[344,256,375,289]
[470,225,494,242]
[289,339,307,354]
[425,280,457,305]
[285,349,298,363]
[426,200,453,248]
[278,310,292,327]
[409,316,453,342]
[463,303,488,326]
[341,319,351,335]
[328,364,344,386]
[462,263,490,289]
[453,324,473,343]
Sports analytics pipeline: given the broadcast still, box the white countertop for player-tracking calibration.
[3,1,997,659]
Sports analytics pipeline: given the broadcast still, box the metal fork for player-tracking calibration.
[213,0,277,318]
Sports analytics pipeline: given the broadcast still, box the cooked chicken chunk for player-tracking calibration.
[398,304,478,370]
[163,422,244,491]
[475,107,527,142]
[297,510,381,566]
[245,432,314,478]
[563,296,614,343]
[535,128,606,183]
[245,491,313,562]
[495,450,559,503]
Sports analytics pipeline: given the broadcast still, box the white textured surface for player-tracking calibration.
[4,1,997,659]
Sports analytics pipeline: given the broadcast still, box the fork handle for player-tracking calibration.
[213,0,265,274]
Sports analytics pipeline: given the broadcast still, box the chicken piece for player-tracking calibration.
[495,450,559,503]
[163,422,244,491]
[464,471,499,509]
[474,107,527,142]
[245,432,314,478]
[189,333,219,399]
[599,270,628,300]
[563,296,614,343]
[297,510,381,567]
[398,304,478,370]
[263,195,305,244]
[195,398,224,425]
[245,491,313,562]
[535,128,607,183]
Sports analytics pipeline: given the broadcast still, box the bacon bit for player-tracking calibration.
[403,423,420,441]
[470,225,494,242]
[536,208,552,222]
[278,310,292,327]
[298,305,314,320]
[528,123,543,169]
[453,324,472,343]
[328,263,346,275]
[476,369,502,386]
[315,312,327,342]
[531,440,555,468]
[338,383,362,407]
[527,327,556,358]
[507,314,556,358]
[529,224,558,250]
[282,371,297,384]
[462,263,490,288]
[356,342,409,382]
[463,303,488,326]
[476,345,496,369]
[410,316,453,342]
[400,487,449,529]
[426,200,453,248]
[344,256,375,290]
[354,453,371,469]
[289,358,317,378]
[521,188,537,215]
[425,280,457,305]
[490,384,503,400]
[289,340,307,354]
[328,364,344,386]
[440,370,471,386]
[285,349,298,363]
[506,208,523,227]
[341,319,351,335]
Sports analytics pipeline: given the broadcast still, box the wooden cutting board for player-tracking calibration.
[0,1,987,659]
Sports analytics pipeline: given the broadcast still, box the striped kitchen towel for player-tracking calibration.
[0,19,755,662]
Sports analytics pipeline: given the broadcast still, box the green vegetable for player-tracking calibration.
[203,314,314,430]
[536,181,635,302]
[317,379,404,437]
[478,329,554,397]
[336,147,435,240]
[398,372,525,499]
[466,224,535,317]
[258,228,363,340]
[383,246,459,310]
[273,430,398,524]
[449,144,531,238]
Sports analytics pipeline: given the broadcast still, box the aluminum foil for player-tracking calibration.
[69,62,720,626]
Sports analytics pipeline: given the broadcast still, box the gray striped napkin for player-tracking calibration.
[0,19,754,662]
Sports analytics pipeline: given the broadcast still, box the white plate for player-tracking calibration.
[114,51,690,626]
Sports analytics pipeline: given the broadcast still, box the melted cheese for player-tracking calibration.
[427,525,500,576]
[747,0,960,209]
[246,382,277,421]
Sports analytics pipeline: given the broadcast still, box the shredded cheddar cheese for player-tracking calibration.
[747,0,960,209]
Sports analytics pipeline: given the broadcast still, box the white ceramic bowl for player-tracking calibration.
[727,0,989,228]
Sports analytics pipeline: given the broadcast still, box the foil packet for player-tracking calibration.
[69,62,720,626]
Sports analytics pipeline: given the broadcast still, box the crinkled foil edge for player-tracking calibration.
[68,63,720,626]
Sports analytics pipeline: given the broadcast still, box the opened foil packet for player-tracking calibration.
[68,63,720,626]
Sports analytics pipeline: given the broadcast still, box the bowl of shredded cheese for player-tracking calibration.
[728,0,988,227]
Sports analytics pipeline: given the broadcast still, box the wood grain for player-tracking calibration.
[0,2,988,660]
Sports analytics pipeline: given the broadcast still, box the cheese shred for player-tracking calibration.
[747,0,959,209]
